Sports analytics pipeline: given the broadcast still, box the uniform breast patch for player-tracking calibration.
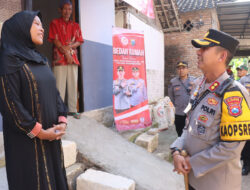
[175,87,180,91]
[224,96,242,117]
[198,115,208,123]
[201,105,216,115]
[207,98,218,106]
[197,125,206,135]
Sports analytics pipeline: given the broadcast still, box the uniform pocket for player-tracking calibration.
[191,117,213,141]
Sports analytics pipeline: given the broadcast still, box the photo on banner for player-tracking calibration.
[123,0,155,19]
[112,27,152,131]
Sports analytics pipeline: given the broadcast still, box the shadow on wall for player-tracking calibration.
[164,45,184,95]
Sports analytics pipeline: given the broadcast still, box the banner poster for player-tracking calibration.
[123,0,155,19]
[112,27,152,131]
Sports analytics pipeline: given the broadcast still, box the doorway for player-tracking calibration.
[31,0,84,112]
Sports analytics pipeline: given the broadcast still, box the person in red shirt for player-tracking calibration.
[48,0,83,118]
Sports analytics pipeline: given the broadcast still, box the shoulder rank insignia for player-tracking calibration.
[209,81,220,91]
[220,90,250,141]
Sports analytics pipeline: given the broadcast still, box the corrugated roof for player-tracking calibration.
[176,0,235,12]
[217,1,250,39]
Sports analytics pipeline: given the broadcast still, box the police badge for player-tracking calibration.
[224,96,243,117]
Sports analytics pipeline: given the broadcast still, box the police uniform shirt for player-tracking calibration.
[239,74,250,94]
[128,78,147,106]
[113,79,130,110]
[168,76,196,116]
[171,72,250,190]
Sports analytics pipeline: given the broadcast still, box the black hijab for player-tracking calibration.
[0,10,47,76]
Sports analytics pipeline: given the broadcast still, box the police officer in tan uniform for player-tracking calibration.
[171,29,250,190]
[168,62,195,136]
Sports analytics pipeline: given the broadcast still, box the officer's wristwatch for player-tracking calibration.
[171,147,181,155]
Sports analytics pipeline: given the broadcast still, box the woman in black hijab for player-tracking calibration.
[0,11,69,190]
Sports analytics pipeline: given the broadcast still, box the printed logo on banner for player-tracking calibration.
[121,36,129,46]
[224,96,243,117]
[131,39,136,46]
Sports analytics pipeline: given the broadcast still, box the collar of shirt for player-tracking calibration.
[200,71,229,93]
[59,17,72,25]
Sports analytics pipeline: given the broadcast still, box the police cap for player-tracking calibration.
[176,61,188,67]
[236,65,248,71]
[132,67,139,71]
[191,29,239,54]
[117,66,124,71]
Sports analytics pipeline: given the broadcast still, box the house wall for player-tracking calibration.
[164,8,220,95]
[115,10,165,103]
[79,0,115,111]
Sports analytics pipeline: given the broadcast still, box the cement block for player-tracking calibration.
[77,169,135,190]
[66,163,86,190]
[135,133,158,153]
[0,132,5,168]
[82,106,114,127]
[62,140,77,168]
[147,128,159,135]
[0,132,4,157]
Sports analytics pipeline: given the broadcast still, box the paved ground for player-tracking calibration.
[0,167,8,190]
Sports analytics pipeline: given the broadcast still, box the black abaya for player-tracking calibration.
[0,11,68,190]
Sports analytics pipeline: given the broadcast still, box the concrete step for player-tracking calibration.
[65,116,185,190]
[77,169,135,190]
[66,163,86,190]
[62,140,77,168]
[0,132,5,168]
[135,132,159,153]
[0,167,8,190]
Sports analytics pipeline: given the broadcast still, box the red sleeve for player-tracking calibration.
[74,23,84,43]
[48,20,58,43]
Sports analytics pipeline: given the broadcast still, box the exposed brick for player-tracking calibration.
[164,8,219,95]
[0,0,22,34]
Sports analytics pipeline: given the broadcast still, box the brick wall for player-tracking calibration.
[0,0,22,33]
[164,8,220,95]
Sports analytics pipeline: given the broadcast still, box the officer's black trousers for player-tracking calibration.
[174,114,186,137]
[241,141,250,166]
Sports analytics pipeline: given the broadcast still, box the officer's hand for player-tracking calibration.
[173,153,189,175]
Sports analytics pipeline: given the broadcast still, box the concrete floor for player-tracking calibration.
[0,167,8,190]
[156,126,250,190]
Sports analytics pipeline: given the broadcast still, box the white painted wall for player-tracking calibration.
[79,0,115,46]
[115,11,165,102]
[127,13,164,72]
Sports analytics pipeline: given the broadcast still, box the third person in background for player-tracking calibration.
[168,62,195,136]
